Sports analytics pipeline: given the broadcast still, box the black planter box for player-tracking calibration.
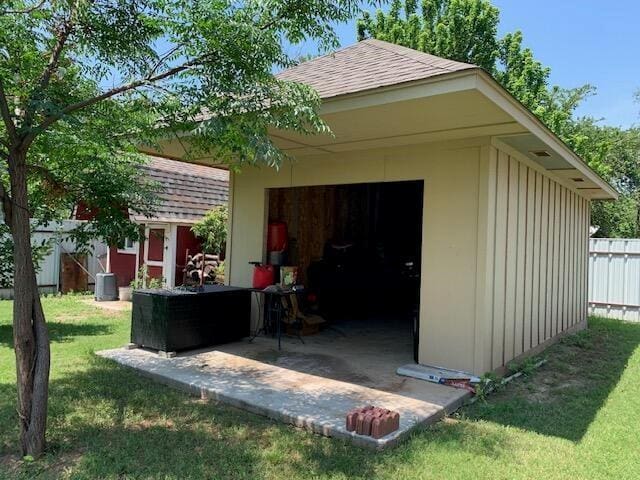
[131,285,251,353]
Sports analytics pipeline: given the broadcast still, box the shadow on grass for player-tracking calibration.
[0,360,534,478]
[3,318,636,476]
[463,317,640,442]
[0,322,114,347]
[0,357,381,479]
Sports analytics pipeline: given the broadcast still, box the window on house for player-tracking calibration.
[118,237,137,254]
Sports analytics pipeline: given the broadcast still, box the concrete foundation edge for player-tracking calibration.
[97,352,469,450]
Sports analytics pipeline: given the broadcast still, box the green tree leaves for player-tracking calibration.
[358,0,640,238]
[191,205,228,255]
[358,0,499,70]
[0,0,368,246]
[0,1,372,455]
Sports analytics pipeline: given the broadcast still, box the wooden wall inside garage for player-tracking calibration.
[268,185,372,281]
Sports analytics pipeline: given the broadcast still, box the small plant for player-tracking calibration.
[519,356,543,376]
[561,330,593,349]
[474,372,500,402]
[216,261,225,277]
[130,264,165,289]
[508,356,543,377]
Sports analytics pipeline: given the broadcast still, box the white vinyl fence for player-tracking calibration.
[589,238,640,322]
[0,220,108,299]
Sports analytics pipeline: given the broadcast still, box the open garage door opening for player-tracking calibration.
[267,180,424,363]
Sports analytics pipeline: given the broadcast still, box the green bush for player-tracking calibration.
[191,206,228,256]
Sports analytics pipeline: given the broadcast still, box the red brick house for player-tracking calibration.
[76,156,228,287]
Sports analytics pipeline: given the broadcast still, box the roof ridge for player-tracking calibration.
[275,39,478,100]
[362,38,473,72]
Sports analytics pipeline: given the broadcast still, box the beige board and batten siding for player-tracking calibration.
[227,139,485,373]
[226,138,591,375]
[477,144,590,372]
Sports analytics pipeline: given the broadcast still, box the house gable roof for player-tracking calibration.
[276,39,476,99]
[130,157,229,224]
[143,39,615,200]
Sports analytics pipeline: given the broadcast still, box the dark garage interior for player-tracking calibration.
[267,180,424,357]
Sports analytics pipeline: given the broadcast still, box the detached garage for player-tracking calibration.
[151,39,617,375]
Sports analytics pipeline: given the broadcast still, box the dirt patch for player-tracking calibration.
[83,298,132,312]
[1,449,84,478]
[495,333,603,404]
[0,453,21,473]
[130,418,176,430]
[524,375,587,403]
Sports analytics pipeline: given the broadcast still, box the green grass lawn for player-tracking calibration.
[1,295,639,479]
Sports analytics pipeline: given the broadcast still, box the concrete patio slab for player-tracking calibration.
[98,341,470,449]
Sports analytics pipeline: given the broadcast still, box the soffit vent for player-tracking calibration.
[530,150,552,158]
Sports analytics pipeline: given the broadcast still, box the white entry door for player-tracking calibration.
[143,224,176,287]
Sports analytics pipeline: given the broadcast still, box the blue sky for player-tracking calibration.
[291,1,639,128]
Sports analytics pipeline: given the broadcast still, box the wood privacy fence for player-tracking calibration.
[0,220,108,299]
[589,238,640,322]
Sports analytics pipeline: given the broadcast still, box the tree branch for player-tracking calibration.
[37,18,74,94]
[36,52,218,133]
[27,164,69,194]
[22,6,78,137]
[0,0,47,16]
[0,78,17,143]
[147,44,183,79]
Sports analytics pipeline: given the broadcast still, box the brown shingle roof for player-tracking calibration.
[276,39,476,99]
[131,157,228,224]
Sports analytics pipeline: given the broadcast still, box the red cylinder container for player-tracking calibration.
[267,222,288,252]
[252,264,275,289]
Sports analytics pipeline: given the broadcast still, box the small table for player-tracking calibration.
[247,286,304,350]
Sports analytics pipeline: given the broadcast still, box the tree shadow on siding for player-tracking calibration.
[463,317,640,442]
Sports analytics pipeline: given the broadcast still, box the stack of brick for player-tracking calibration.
[345,405,400,439]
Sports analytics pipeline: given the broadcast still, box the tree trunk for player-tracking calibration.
[8,149,50,457]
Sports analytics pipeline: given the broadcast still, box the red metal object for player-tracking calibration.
[442,379,476,393]
[267,222,288,252]
[252,264,275,289]
[345,406,400,439]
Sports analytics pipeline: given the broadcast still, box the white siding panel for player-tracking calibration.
[0,220,107,299]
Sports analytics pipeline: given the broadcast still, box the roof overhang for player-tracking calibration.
[142,69,617,200]
[473,71,617,200]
